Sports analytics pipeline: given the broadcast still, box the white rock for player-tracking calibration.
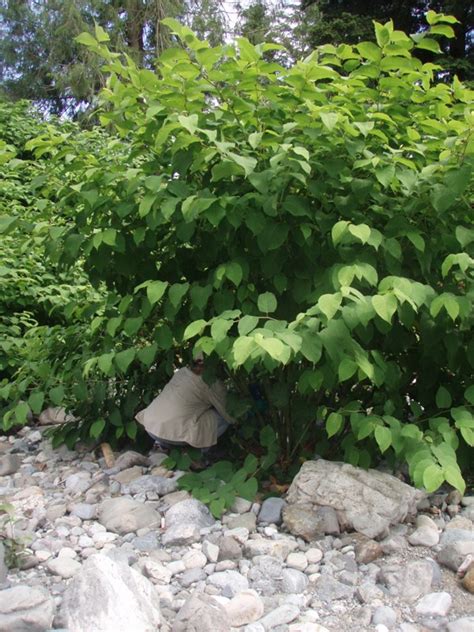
[372,605,397,627]
[58,547,78,559]
[183,549,207,570]
[35,550,52,562]
[230,497,253,514]
[144,560,172,584]
[285,459,423,539]
[224,527,250,544]
[281,568,309,593]
[162,523,200,546]
[446,617,474,632]
[415,591,453,617]
[78,535,94,548]
[98,497,160,535]
[47,556,82,579]
[305,548,323,564]
[0,585,54,631]
[416,514,438,530]
[207,570,249,597]
[259,604,300,630]
[286,552,308,571]
[60,554,161,632]
[408,526,439,547]
[225,589,264,626]
[93,531,117,547]
[71,503,97,520]
[65,472,92,494]
[202,540,219,563]
[244,536,298,560]
[165,498,215,529]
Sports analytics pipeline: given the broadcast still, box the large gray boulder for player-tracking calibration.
[0,585,54,631]
[284,460,424,539]
[98,497,160,534]
[60,554,161,632]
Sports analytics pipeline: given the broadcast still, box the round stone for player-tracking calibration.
[287,552,308,571]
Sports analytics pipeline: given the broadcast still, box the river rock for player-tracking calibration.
[447,618,474,632]
[112,466,144,485]
[244,537,298,560]
[183,550,207,570]
[437,540,474,571]
[258,604,300,630]
[258,497,286,525]
[125,474,181,496]
[70,503,97,520]
[415,591,452,616]
[281,568,309,593]
[217,536,242,560]
[47,556,82,579]
[247,555,283,595]
[0,454,21,476]
[379,559,434,602]
[113,451,150,471]
[372,605,397,627]
[98,497,160,534]
[285,459,423,539]
[162,524,201,546]
[208,570,249,597]
[60,554,161,632]
[231,497,253,514]
[203,540,219,563]
[0,585,54,631]
[282,505,334,541]
[165,499,214,529]
[313,576,355,602]
[286,552,308,571]
[354,538,383,564]
[227,512,257,532]
[408,526,439,547]
[172,593,231,632]
[225,590,264,626]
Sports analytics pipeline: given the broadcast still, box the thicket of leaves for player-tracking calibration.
[1,13,473,495]
[0,102,106,428]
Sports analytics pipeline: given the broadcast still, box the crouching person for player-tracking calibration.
[135,356,235,454]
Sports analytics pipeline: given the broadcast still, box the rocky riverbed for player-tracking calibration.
[0,423,473,632]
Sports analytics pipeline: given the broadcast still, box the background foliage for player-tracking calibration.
[0,12,473,500]
[1,1,472,117]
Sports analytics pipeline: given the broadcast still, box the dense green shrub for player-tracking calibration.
[1,15,473,492]
[0,102,105,433]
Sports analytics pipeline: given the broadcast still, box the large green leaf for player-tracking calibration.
[115,348,135,373]
[372,294,397,323]
[374,426,392,453]
[318,293,342,320]
[147,281,168,305]
[233,337,256,366]
[326,412,343,438]
[238,315,259,336]
[258,292,277,313]
[183,319,207,341]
